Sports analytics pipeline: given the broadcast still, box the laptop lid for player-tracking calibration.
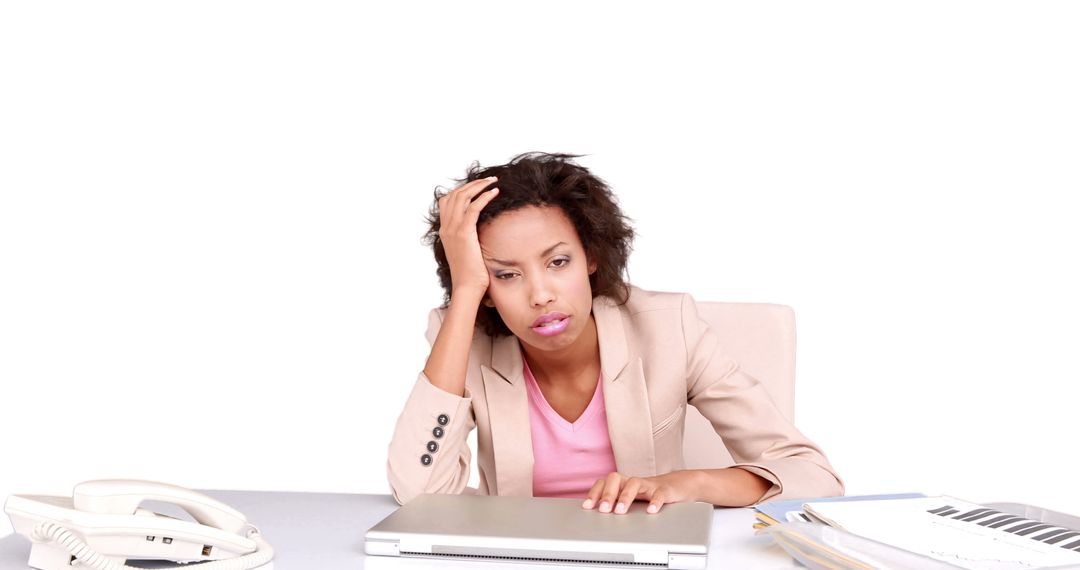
[365,494,712,569]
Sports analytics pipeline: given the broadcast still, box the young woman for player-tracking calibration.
[388,152,843,514]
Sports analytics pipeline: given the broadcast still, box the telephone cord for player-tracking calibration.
[32,521,274,570]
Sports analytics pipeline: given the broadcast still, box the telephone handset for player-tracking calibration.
[4,480,274,570]
[73,480,249,535]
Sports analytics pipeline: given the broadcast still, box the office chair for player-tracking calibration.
[681,302,796,470]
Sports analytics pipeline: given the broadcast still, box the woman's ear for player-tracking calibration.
[588,260,598,275]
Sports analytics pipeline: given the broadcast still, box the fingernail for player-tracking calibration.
[614,503,627,514]
[599,501,610,513]
[582,499,593,509]
[487,176,498,180]
[647,504,659,514]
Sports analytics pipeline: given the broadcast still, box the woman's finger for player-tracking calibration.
[464,186,499,218]
[614,478,643,514]
[582,478,607,510]
[446,176,498,209]
[598,472,624,513]
[646,487,670,514]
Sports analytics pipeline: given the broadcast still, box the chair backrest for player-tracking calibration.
[681,302,796,470]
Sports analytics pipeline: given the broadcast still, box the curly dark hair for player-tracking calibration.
[423,152,636,337]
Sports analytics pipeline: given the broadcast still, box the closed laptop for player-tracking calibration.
[365,493,712,569]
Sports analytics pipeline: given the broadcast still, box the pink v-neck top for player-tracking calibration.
[523,357,618,498]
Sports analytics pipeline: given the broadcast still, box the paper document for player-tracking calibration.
[803,496,1080,570]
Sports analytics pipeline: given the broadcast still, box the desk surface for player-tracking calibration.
[0,491,798,569]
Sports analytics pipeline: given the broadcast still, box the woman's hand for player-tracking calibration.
[437,176,500,297]
[582,471,702,515]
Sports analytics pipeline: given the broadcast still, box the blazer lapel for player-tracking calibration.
[483,333,534,496]
[593,296,657,478]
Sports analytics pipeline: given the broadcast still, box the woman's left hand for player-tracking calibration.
[582,471,701,515]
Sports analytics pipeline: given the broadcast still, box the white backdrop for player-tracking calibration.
[2,1,1078,537]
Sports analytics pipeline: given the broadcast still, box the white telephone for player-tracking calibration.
[4,480,273,570]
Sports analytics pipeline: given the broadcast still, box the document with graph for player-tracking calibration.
[802,496,1080,570]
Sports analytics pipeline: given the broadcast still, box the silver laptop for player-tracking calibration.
[365,494,712,569]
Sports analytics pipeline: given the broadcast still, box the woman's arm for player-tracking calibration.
[387,178,500,504]
[693,468,772,506]
[679,294,844,502]
[387,307,479,504]
[422,176,500,396]
[583,292,843,513]
[422,287,485,397]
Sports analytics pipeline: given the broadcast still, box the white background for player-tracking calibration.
[2,1,1078,538]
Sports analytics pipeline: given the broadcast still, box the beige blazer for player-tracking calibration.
[387,286,843,505]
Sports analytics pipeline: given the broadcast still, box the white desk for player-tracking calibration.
[0,491,799,569]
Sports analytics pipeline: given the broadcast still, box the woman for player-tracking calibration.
[388,152,843,514]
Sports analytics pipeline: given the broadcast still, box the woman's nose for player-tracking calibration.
[530,277,556,307]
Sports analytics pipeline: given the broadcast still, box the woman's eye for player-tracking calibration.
[495,272,517,280]
[551,258,570,268]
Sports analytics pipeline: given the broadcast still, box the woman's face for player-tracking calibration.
[478,205,597,353]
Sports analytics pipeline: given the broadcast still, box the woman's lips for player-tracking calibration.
[532,315,571,337]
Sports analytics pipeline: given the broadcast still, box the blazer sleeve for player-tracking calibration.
[386,308,476,505]
[680,294,844,502]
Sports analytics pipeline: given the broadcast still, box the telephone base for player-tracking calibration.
[6,481,273,570]
[29,542,123,570]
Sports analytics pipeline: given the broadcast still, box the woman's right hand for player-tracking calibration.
[437,176,500,298]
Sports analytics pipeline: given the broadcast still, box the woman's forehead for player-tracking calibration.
[479,206,583,253]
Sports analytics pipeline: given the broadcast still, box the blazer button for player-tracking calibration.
[427,441,439,453]
[432,426,444,439]
[420,454,432,466]
[437,414,450,426]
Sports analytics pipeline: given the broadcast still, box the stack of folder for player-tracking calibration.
[754,494,1080,570]
[753,493,925,529]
